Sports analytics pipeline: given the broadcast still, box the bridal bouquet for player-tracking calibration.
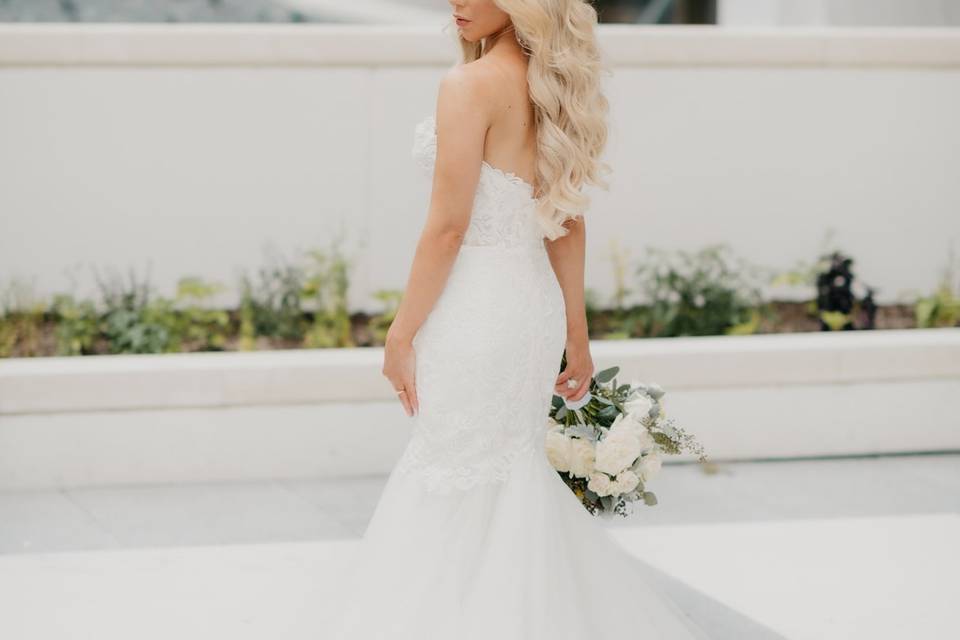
[545,363,706,518]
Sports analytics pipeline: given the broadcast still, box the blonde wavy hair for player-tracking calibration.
[453,0,611,241]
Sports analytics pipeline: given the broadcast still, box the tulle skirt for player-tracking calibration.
[326,433,713,639]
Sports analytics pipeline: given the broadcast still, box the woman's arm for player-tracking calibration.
[382,65,497,417]
[545,215,595,402]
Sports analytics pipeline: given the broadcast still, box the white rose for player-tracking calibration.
[546,418,564,433]
[587,471,614,497]
[567,438,596,479]
[614,469,641,494]
[613,412,655,452]
[636,426,654,453]
[637,452,662,483]
[545,430,572,473]
[624,393,653,419]
[594,427,642,476]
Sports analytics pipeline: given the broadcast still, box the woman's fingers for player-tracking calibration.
[406,380,419,417]
[383,340,419,417]
[555,368,588,398]
[398,389,413,417]
[569,376,590,401]
[392,377,417,417]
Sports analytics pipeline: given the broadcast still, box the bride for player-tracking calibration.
[329,2,717,638]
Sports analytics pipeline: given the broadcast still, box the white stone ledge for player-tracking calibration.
[1,330,956,488]
[1,328,957,416]
[0,24,958,68]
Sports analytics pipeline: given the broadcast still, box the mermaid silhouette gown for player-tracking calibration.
[325,115,714,639]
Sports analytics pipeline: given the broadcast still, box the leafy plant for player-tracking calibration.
[367,288,404,345]
[237,250,306,343]
[634,244,764,337]
[813,251,876,331]
[51,294,99,356]
[0,278,46,357]
[302,235,354,349]
[95,265,174,354]
[915,246,960,328]
[171,277,230,351]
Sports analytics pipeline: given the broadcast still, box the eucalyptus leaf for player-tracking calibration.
[595,366,619,383]
[599,406,619,420]
[642,491,658,506]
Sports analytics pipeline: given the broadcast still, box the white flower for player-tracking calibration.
[587,471,614,497]
[546,418,564,434]
[624,393,654,419]
[611,412,655,453]
[545,430,572,473]
[636,426,654,453]
[594,422,643,475]
[613,469,641,494]
[637,452,662,483]
[567,437,596,479]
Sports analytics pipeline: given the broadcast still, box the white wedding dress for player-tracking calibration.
[326,115,718,639]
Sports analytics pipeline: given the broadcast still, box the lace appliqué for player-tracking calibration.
[396,115,568,495]
[411,115,548,249]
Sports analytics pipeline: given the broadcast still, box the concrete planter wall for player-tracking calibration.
[1,328,957,490]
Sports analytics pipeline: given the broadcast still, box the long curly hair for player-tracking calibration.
[451,0,611,240]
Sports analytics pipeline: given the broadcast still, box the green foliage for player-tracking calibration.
[0,279,46,357]
[915,286,960,328]
[302,236,354,349]
[634,244,764,337]
[172,277,231,351]
[238,253,307,343]
[367,288,404,345]
[51,294,99,355]
[94,266,174,354]
[914,247,959,328]
[235,237,356,349]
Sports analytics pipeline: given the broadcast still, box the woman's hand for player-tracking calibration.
[555,334,594,402]
[383,332,419,417]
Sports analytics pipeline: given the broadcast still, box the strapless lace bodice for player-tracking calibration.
[411,115,547,250]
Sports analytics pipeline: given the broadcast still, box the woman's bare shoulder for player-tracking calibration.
[436,60,504,121]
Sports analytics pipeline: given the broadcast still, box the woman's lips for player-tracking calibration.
[455,17,470,26]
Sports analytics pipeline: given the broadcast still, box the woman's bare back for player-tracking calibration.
[473,55,538,189]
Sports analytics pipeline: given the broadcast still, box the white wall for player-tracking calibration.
[1,25,959,312]
[720,0,960,26]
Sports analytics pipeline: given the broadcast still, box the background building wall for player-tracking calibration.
[720,0,960,27]
[1,25,958,311]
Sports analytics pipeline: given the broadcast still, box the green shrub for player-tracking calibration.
[302,236,354,349]
[95,265,177,354]
[51,294,99,355]
[634,244,764,338]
